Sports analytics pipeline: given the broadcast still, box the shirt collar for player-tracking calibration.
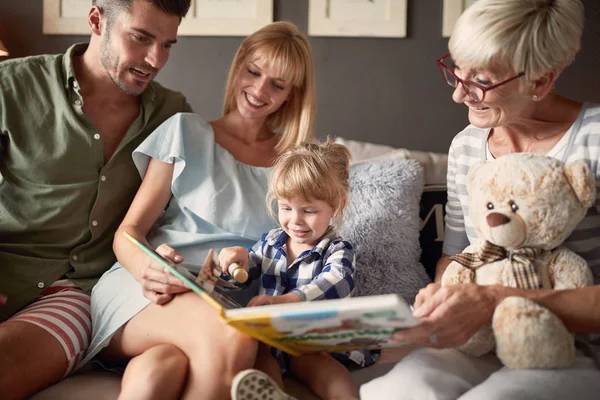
[62,43,88,91]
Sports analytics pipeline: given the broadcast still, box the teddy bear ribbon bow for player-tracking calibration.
[450,241,544,289]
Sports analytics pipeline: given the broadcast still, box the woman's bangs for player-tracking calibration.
[449,24,500,71]
[252,45,304,87]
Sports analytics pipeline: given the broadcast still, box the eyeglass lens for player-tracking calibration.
[441,67,483,101]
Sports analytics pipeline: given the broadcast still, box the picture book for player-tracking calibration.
[123,232,420,356]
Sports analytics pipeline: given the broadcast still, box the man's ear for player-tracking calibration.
[89,6,103,35]
[530,70,557,101]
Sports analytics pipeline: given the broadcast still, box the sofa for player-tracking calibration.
[31,138,449,400]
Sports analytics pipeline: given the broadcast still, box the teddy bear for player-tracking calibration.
[441,153,596,369]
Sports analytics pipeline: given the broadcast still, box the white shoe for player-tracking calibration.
[231,369,298,400]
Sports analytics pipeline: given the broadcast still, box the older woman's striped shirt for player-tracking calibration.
[442,103,600,283]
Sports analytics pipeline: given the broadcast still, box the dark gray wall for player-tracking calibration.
[1,1,599,153]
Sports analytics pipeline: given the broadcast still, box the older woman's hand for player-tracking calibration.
[391,283,500,348]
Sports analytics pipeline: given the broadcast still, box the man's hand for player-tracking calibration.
[137,243,190,305]
[391,283,501,348]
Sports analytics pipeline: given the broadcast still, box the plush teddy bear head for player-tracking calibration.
[467,153,596,251]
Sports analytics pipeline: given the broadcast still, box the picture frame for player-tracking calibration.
[308,0,407,38]
[43,0,91,35]
[43,0,273,36]
[442,0,477,37]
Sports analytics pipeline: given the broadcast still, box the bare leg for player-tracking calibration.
[101,292,259,400]
[291,353,359,400]
[254,343,284,388]
[118,344,188,400]
[0,321,67,400]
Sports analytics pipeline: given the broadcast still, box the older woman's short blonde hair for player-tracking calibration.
[223,21,316,152]
[267,139,351,227]
[449,0,584,80]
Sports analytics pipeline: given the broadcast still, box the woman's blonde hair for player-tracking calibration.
[449,0,584,80]
[267,139,351,227]
[222,21,316,152]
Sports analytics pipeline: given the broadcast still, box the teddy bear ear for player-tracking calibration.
[467,160,487,189]
[563,160,597,209]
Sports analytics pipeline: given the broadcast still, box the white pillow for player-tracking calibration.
[334,137,448,186]
[334,137,397,162]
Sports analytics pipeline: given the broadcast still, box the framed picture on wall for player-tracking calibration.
[308,0,407,38]
[442,0,478,37]
[43,0,273,36]
[43,0,91,35]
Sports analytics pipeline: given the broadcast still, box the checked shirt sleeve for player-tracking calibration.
[292,240,356,301]
[246,233,268,282]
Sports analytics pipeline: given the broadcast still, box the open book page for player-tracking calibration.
[122,232,242,310]
[223,294,419,356]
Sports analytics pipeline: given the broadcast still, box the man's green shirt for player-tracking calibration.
[0,43,192,320]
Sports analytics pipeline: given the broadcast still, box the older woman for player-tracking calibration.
[361,0,600,399]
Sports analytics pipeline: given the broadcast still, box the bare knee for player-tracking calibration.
[221,329,259,380]
[0,321,67,400]
[120,344,188,400]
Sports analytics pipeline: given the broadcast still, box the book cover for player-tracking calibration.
[123,232,419,356]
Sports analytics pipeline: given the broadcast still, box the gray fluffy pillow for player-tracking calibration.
[339,157,431,303]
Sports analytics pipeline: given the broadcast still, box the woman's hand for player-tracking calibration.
[247,293,302,307]
[137,243,190,305]
[391,283,501,348]
[218,246,249,277]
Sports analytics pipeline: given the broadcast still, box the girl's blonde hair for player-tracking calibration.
[222,21,316,152]
[267,139,351,227]
[449,0,584,81]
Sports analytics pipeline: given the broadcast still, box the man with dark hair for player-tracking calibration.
[94,0,191,23]
[0,0,192,398]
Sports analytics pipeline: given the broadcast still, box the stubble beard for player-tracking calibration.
[99,31,145,96]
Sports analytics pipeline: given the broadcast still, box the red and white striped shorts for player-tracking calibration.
[10,286,92,376]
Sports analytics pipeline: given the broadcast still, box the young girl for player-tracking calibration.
[219,139,361,400]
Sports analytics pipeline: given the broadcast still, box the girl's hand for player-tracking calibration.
[218,246,249,276]
[391,284,500,348]
[247,293,302,307]
[137,243,190,305]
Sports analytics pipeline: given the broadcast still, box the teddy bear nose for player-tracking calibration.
[486,212,510,227]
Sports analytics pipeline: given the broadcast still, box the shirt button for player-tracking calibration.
[38,282,45,289]
[74,99,82,106]
[73,81,79,89]
[94,133,101,140]
[72,255,78,261]
[92,220,99,227]
[100,175,107,182]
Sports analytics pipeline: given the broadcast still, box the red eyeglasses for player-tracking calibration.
[436,53,524,102]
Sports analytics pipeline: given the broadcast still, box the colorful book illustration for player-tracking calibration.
[123,232,420,356]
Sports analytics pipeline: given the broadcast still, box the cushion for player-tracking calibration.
[334,137,397,161]
[340,156,431,303]
[334,137,448,186]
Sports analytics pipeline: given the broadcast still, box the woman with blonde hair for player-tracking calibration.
[362,0,600,398]
[84,21,316,399]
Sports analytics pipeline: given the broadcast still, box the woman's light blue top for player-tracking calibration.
[83,113,277,366]
[134,112,276,272]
